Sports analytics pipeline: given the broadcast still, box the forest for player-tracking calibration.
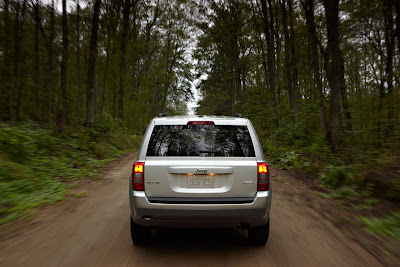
[0,0,399,240]
[0,0,399,149]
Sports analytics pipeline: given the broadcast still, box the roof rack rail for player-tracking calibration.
[233,113,243,118]
[157,113,166,117]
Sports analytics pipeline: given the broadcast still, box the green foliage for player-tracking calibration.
[0,122,56,163]
[365,198,379,205]
[0,122,141,224]
[279,151,301,167]
[92,142,118,159]
[361,212,400,243]
[385,179,400,200]
[356,198,379,211]
[260,117,327,174]
[314,191,332,198]
[331,185,360,199]
[317,164,378,200]
[0,160,66,224]
[319,166,356,189]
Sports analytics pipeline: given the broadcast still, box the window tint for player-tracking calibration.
[146,125,255,157]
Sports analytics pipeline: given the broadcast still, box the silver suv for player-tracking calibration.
[129,114,271,245]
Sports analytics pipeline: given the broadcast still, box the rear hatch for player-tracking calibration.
[143,122,258,203]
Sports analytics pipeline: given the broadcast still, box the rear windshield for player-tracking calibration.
[146,125,255,157]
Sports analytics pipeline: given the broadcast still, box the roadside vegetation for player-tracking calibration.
[0,0,190,225]
[258,111,399,244]
[0,117,141,224]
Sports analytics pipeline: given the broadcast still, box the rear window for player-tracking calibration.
[146,125,255,157]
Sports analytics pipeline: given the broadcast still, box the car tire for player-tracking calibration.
[248,220,269,245]
[130,216,151,245]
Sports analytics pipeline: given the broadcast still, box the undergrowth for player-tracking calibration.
[259,112,399,243]
[361,212,400,243]
[0,117,142,225]
[259,114,398,201]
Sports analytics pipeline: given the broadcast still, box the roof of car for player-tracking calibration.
[153,115,250,126]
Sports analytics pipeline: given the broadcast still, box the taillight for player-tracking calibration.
[132,162,144,191]
[187,121,215,125]
[257,162,269,191]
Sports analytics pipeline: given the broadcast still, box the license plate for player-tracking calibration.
[188,175,214,188]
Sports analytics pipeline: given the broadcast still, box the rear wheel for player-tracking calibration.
[248,220,269,245]
[130,216,151,245]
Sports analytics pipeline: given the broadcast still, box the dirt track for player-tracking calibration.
[0,152,382,266]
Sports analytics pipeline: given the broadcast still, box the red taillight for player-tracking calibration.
[132,162,144,191]
[257,162,269,191]
[187,121,215,125]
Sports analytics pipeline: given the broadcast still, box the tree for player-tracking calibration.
[395,2,400,52]
[86,0,102,127]
[1,0,10,120]
[118,0,131,122]
[323,0,345,150]
[281,0,298,119]
[11,0,27,124]
[260,0,279,126]
[0,0,398,158]
[301,0,328,142]
[383,0,395,138]
[45,0,56,123]
[60,0,69,130]
[76,0,82,124]
[33,0,40,121]
[288,0,298,120]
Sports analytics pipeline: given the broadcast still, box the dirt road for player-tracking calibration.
[0,152,382,266]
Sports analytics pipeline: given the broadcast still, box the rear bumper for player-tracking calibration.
[129,190,271,228]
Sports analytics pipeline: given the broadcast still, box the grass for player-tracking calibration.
[356,198,380,211]
[314,191,331,198]
[360,212,400,243]
[0,120,142,225]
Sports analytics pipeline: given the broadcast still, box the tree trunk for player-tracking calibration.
[251,0,270,124]
[302,0,328,143]
[395,2,400,53]
[47,0,55,123]
[60,0,69,130]
[260,0,279,126]
[10,1,21,124]
[384,1,395,138]
[288,0,298,120]
[86,0,102,127]
[76,2,82,124]
[135,0,157,95]
[232,2,242,110]
[99,33,111,121]
[11,0,27,124]
[33,0,40,121]
[273,3,281,105]
[2,0,10,120]
[119,0,131,123]
[161,26,171,114]
[16,0,27,122]
[340,78,352,132]
[323,0,343,151]
[281,0,292,114]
